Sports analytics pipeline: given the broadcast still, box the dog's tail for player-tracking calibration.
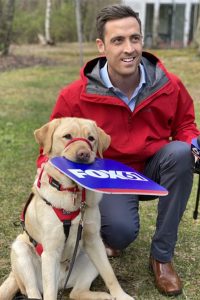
[0,271,19,300]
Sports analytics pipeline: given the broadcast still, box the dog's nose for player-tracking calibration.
[76,148,90,163]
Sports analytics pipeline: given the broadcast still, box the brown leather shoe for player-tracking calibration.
[104,243,121,257]
[149,256,182,296]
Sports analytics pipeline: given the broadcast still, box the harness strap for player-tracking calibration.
[42,197,81,221]
[58,220,83,300]
[20,193,34,224]
[58,196,86,300]
[63,220,72,240]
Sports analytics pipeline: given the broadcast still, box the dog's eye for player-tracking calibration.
[63,134,72,140]
[88,136,95,142]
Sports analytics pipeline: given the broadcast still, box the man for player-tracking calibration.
[38,4,200,297]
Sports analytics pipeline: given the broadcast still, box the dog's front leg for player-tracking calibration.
[83,209,135,300]
[41,249,61,300]
[85,238,134,300]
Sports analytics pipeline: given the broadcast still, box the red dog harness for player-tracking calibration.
[21,137,92,255]
[21,182,86,256]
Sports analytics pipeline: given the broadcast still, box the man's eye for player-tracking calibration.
[88,136,95,142]
[111,37,123,45]
[114,38,122,44]
[131,35,142,43]
[63,134,72,139]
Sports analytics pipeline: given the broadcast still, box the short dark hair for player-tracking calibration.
[96,4,142,40]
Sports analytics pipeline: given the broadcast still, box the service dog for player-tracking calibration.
[0,117,134,300]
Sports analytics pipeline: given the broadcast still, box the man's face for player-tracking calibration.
[96,17,143,81]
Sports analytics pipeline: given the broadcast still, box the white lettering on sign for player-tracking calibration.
[68,169,148,181]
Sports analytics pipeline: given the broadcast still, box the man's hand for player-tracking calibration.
[191,136,200,159]
[192,136,200,171]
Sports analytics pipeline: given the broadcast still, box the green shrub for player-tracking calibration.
[13,10,44,44]
[12,1,77,44]
[51,3,77,43]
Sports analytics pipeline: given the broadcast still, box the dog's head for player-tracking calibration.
[34,117,111,164]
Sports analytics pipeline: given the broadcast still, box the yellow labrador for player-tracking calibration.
[0,117,134,300]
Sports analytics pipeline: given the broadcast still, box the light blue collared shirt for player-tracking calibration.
[100,61,146,111]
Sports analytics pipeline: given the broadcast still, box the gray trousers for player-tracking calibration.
[99,141,195,262]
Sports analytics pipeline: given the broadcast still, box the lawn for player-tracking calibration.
[0,44,200,300]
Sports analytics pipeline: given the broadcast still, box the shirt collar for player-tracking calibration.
[100,61,146,90]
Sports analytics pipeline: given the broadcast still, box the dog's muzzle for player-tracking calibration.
[64,138,94,163]
[65,138,93,150]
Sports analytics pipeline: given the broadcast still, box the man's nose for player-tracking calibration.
[124,40,134,53]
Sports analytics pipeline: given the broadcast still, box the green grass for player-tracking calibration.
[0,44,200,299]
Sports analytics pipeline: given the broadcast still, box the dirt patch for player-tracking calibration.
[0,54,58,72]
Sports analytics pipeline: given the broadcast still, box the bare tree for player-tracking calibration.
[1,0,15,56]
[53,0,63,9]
[38,0,54,45]
[0,0,3,20]
[152,2,160,48]
[45,0,53,44]
[194,13,200,55]
[75,0,83,66]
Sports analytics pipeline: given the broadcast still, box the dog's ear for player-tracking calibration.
[34,119,60,155]
[97,127,111,158]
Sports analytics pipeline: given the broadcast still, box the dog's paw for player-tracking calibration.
[96,292,115,300]
[94,292,114,300]
[112,292,135,300]
[70,290,114,300]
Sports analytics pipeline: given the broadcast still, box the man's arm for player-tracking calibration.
[171,76,200,143]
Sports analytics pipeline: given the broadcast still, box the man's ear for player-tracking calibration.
[97,127,111,158]
[34,119,61,155]
[96,38,105,55]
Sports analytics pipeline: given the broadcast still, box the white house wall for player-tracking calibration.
[122,0,199,47]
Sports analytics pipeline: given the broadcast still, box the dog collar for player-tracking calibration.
[37,167,79,193]
[48,175,80,193]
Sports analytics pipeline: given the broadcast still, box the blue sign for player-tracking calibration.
[50,157,168,196]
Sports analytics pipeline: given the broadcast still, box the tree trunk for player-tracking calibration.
[75,0,83,66]
[1,0,15,56]
[54,0,63,9]
[0,0,3,22]
[0,0,4,52]
[45,0,53,44]
[194,14,200,55]
[152,2,160,48]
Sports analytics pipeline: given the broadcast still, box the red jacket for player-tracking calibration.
[38,52,199,171]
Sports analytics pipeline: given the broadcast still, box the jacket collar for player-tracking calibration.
[81,52,173,106]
